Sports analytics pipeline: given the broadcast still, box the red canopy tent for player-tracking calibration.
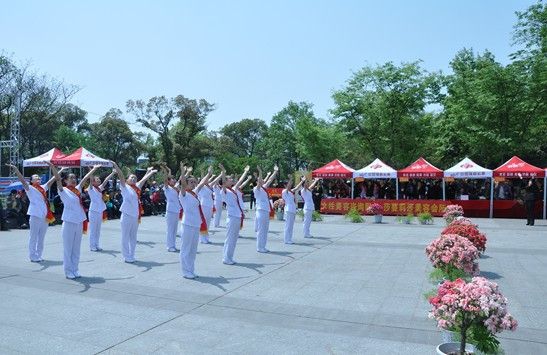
[398,157,444,178]
[312,159,354,178]
[51,147,112,167]
[493,156,545,178]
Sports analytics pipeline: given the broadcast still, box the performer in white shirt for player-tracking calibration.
[111,162,157,263]
[47,162,98,279]
[282,175,305,244]
[87,168,116,252]
[301,177,320,238]
[7,163,65,262]
[212,178,224,228]
[197,172,223,244]
[178,165,213,279]
[160,163,183,252]
[253,165,278,252]
[221,164,249,265]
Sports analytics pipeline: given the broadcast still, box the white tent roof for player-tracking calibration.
[444,157,492,178]
[23,148,65,167]
[353,158,397,179]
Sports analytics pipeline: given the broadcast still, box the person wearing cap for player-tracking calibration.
[178,165,213,279]
[253,165,278,253]
[47,162,98,279]
[87,168,116,252]
[7,163,65,262]
[111,162,157,263]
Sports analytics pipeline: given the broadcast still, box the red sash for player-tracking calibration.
[33,184,55,224]
[129,184,144,223]
[66,186,88,234]
[227,187,244,229]
[186,190,208,235]
[262,186,274,219]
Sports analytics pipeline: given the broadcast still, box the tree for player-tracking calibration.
[331,62,441,168]
[219,118,268,158]
[88,108,144,167]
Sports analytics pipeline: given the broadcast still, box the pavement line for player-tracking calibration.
[95,225,365,353]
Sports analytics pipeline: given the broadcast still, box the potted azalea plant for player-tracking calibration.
[442,222,487,254]
[366,203,384,223]
[442,205,464,225]
[273,199,285,221]
[429,277,518,354]
[425,233,479,282]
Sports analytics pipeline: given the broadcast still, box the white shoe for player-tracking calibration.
[73,271,81,278]
[223,260,236,265]
[90,247,98,252]
[285,241,294,244]
[124,259,136,263]
[65,272,76,279]
[257,248,270,253]
[304,235,313,238]
[183,273,196,279]
[167,247,179,252]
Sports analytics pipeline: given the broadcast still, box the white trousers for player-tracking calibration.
[255,209,270,251]
[200,207,213,243]
[121,213,139,262]
[88,210,103,250]
[284,211,296,243]
[180,224,199,277]
[303,210,313,237]
[223,215,240,263]
[62,221,83,277]
[28,216,48,261]
[213,204,223,227]
[165,211,179,249]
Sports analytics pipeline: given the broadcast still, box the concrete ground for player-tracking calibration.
[0,208,546,354]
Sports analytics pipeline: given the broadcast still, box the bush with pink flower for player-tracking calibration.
[366,203,383,215]
[442,223,487,254]
[425,233,479,280]
[429,277,517,354]
[443,204,464,224]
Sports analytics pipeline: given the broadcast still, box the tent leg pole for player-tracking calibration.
[351,179,354,199]
[396,179,399,200]
[442,179,446,201]
[490,178,494,219]
[543,176,546,220]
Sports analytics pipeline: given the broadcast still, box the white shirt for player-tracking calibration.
[88,186,106,213]
[120,184,140,217]
[164,185,181,214]
[179,188,202,227]
[282,189,297,213]
[301,188,314,211]
[198,185,215,209]
[26,184,49,218]
[213,185,223,206]
[236,189,245,211]
[253,185,271,212]
[59,184,87,223]
[224,188,242,218]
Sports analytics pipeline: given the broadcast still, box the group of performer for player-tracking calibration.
[7,162,321,280]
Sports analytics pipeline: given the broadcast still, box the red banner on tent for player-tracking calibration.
[320,198,450,216]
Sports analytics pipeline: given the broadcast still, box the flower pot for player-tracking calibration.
[436,342,474,355]
[374,215,382,224]
[276,210,284,221]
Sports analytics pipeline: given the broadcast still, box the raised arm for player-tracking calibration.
[46,162,64,193]
[99,170,117,190]
[137,166,158,189]
[264,165,279,188]
[234,165,250,190]
[196,166,213,192]
[179,166,188,196]
[309,178,321,190]
[6,163,29,191]
[291,175,305,194]
[45,167,67,189]
[111,161,126,188]
[240,175,253,189]
[256,166,264,187]
[80,165,100,189]
[184,166,193,178]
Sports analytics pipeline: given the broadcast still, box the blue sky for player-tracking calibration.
[0,0,533,131]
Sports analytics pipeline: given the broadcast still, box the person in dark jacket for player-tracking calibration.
[523,177,540,226]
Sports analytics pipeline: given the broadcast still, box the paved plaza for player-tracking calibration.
[0,209,546,354]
